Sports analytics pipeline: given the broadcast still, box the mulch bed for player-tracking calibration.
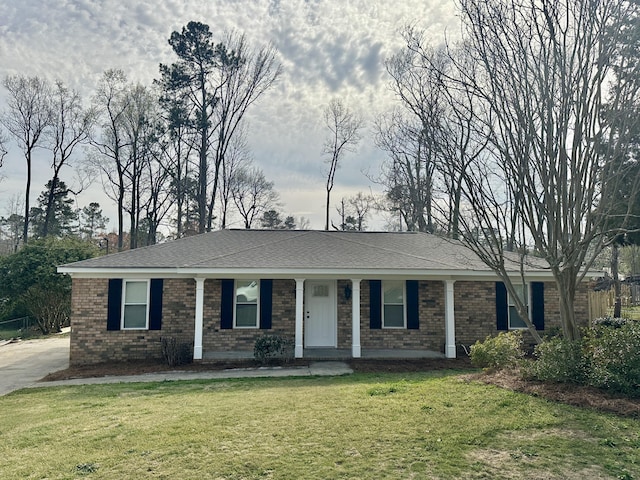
[41,356,640,417]
[465,369,640,418]
[41,357,475,381]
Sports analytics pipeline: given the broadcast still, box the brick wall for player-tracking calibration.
[70,276,591,364]
[454,280,591,349]
[70,278,195,365]
[203,279,296,353]
[358,280,445,351]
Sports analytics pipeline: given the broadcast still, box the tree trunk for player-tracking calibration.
[23,151,32,244]
[555,271,580,341]
[612,243,622,318]
[325,188,331,231]
[117,186,124,252]
[42,176,58,238]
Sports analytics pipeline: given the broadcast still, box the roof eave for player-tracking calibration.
[57,265,568,281]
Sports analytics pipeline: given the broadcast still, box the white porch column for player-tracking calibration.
[193,278,205,360]
[351,279,362,358]
[444,279,456,359]
[294,278,305,358]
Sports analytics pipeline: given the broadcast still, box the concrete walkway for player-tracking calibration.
[0,333,353,395]
[31,361,354,390]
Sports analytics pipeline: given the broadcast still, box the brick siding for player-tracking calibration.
[202,279,296,353]
[70,278,195,365]
[70,277,591,365]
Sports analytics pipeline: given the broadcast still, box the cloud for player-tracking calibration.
[0,0,459,230]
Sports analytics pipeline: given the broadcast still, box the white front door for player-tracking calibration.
[305,280,337,347]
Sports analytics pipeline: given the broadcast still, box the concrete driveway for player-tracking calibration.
[0,335,70,396]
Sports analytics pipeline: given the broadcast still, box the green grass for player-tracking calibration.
[0,328,42,341]
[0,372,638,479]
[620,305,640,320]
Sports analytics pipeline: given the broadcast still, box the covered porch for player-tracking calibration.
[193,277,457,361]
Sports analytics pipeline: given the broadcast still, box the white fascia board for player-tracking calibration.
[57,267,182,278]
[58,265,559,281]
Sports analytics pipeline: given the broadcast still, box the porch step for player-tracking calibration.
[202,349,445,361]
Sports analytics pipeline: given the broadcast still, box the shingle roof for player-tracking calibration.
[60,230,550,278]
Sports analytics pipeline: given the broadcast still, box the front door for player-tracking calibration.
[305,280,337,347]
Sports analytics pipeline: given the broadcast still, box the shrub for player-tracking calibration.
[522,337,587,384]
[161,337,192,367]
[592,316,630,329]
[585,321,640,396]
[469,331,525,369]
[254,334,294,365]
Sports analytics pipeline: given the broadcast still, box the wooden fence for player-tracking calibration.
[588,284,639,322]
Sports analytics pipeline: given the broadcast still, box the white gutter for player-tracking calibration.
[57,265,579,282]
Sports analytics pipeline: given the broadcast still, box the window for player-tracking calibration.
[235,280,259,328]
[383,280,405,328]
[122,280,149,329]
[312,284,329,297]
[508,284,529,329]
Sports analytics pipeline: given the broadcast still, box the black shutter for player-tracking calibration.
[149,279,163,330]
[107,279,123,331]
[496,282,508,331]
[220,279,234,329]
[406,280,419,329]
[369,280,382,329]
[531,282,545,330]
[260,279,273,330]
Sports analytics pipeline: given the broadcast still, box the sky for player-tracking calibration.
[0,0,459,232]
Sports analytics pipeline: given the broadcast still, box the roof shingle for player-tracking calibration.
[60,230,549,277]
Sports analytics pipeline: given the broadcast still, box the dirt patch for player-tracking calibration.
[41,356,640,418]
[467,448,610,480]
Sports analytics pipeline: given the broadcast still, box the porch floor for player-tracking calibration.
[203,348,445,361]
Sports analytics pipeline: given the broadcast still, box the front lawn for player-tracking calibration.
[0,372,638,479]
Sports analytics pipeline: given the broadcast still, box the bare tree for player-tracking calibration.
[381,44,447,232]
[349,191,375,231]
[156,89,195,239]
[322,99,363,230]
[333,193,375,231]
[0,195,24,253]
[121,84,161,249]
[41,81,95,237]
[206,31,282,231]
[374,110,435,232]
[158,23,281,234]
[410,0,640,341]
[158,21,233,235]
[297,216,311,230]
[1,75,51,244]
[218,126,251,229]
[0,127,8,171]
[91,69,131,252]
[332,197,357,231]
[230,166,279,229]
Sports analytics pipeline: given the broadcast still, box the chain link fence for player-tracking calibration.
[0,316,35,340]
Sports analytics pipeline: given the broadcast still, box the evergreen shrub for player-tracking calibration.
[469,331,524,369]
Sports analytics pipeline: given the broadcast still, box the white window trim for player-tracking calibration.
[234,279,260,329]
[508,283,530,330]
[121,279,150,330]
[382,280,406,329]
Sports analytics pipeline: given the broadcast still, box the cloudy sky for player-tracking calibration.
[0,0,459,231]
